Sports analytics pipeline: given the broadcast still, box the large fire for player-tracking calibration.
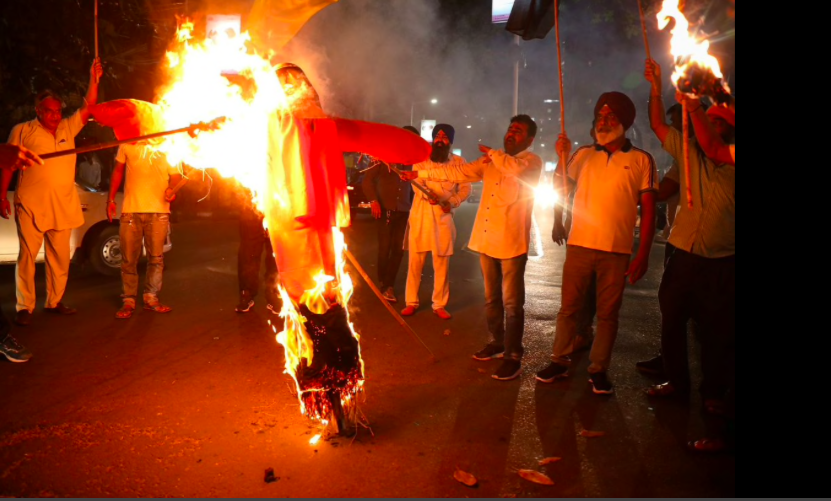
[657,0,731,104]
[155,20,365,434]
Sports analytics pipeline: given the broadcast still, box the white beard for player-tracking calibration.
[596,123,625,146]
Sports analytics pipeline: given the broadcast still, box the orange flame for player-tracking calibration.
[159,20,364,428]
[657,0,729,95]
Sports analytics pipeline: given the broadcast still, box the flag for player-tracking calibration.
[249,0,339,50]
[506,0,555,40]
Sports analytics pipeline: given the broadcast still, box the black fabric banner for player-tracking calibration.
[506,0,555,41]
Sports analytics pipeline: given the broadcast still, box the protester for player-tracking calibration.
[107,140,183,318]
[401,124,470,320]
[641,60,735,415]
[0,59,104,326]
[235,190,280,314]
[362,126,419,303]
[401,115,542,380]
[536,91,658,395]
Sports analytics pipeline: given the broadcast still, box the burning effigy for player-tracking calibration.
[91,20,430,436]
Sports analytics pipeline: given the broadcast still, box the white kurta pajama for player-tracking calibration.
[405,154,470,310]
[8,112,86,312]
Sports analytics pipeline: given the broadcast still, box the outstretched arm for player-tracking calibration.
[79,59,104,123]
[646,59,671,144]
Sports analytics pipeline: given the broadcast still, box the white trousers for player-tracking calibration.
[405,251,450,310]
[15,207,72,312]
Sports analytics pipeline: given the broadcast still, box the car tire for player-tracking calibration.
[88,225,122,277]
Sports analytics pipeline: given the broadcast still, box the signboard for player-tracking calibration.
[420,120,436,143]
[492,0,515,23]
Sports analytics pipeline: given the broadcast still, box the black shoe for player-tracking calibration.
[535,362,569,383]
[590,372,614,395]
[636,355,665,376]
[492,360,522,381]
[472,344,504,361]
[235,291,254,313]
[44,303,77,315]
[14,310,32,326]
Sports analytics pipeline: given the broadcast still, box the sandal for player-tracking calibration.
[687,438,729,453]
[646,382,688,398]
[116,302,136,319]
[144,302,173,314]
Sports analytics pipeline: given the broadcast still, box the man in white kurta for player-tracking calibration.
[402,124,470,319]
[0,60,103,326]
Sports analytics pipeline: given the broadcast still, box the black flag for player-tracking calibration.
[506,0,555,40]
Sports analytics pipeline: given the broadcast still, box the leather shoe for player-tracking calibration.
[401,306,417,316]
[433,308,452,320]
[14,310,32,326]
[44,303,77,315]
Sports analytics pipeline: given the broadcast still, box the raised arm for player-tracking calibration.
[678,93,735,166]
[79,58,104,123]
[646,59,671,144]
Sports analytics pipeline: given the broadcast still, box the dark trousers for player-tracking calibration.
[481,253,528,362]
[238,209,279,304]
[377,210,409,290]
[659,245,735,399]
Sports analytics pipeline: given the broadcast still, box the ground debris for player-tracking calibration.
[443,329,452,336]
[538,457,562,466]
[579,430,606,438]
[453,468,478,487]
[264,468,279,484]
[518,469,555,485]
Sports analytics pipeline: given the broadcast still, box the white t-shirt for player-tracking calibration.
[566,141,658,255]
[115,143,180,214]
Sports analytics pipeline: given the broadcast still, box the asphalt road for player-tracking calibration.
[0,202,735,497]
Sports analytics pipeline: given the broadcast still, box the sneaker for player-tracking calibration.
[433,308,452,320]
[14,310,32,327]
[589,372,614,395]
[235,291,255,313]
[636,355,664,376]
[472,344,504,361]
[535,362,569,383]
[492,360,522,381]
[0,335,33,363]
[382,287,397,303]
[401,305,417,316]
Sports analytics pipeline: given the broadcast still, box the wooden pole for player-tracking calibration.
[343,249,435,361]
[94,0,99,59]
[637,0,652,60]
[682,101,693,208]
[554,0,568,200]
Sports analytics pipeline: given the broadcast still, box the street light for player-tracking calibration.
[410,98,439,127]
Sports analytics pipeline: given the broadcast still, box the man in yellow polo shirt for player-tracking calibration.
[0,59,103,326]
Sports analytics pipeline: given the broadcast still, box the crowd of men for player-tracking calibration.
[1,56,734,455]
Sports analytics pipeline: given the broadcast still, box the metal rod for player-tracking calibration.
[343,249,435,361]
[554,0,568,201]
[40,118,225,160]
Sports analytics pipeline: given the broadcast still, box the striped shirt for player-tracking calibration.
[566,140,658,255]
[663,128,735,258]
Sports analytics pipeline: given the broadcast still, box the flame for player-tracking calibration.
[158,20,364,429]
[657,0,730,96]
[309,434,322,446]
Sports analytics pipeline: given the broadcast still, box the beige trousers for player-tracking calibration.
[405,251,450,310]
[15,206,72,312]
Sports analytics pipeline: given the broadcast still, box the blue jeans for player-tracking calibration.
[120,213,169,301]
[481,253,528,362]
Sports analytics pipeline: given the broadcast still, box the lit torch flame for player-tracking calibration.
[657,0,731,103]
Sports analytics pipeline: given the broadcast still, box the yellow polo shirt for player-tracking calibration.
[566,141,659,255]
[8,112,86,231]
[115,143,180,214]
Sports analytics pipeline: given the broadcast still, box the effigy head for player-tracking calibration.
[275,63,325,118]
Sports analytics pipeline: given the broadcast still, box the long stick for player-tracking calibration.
[554,0,568,201]
[40,118,225,160]
[94,0,99,59]
[343,249,435,361]
[637,0,652,60]
[682,101,693,208]
[362,156,447,207]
